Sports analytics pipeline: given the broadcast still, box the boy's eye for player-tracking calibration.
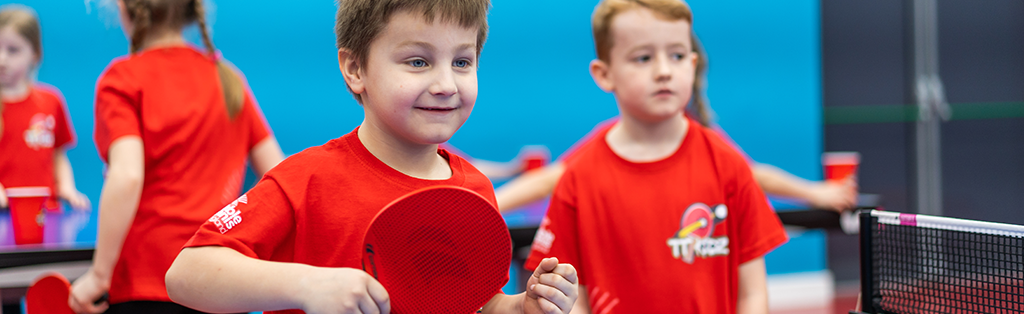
[634,55,651,63]
[672,53,686,60]
[409,59,428,67]
[453,59,471,68]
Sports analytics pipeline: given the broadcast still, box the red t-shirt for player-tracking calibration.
[525,118,787,314]
[93,46,271,303]
[0,85,75,197]
[559,116,751,164]
[184,128,499,314]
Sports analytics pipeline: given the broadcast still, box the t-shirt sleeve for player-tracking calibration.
[524,171,583,279]
[241,93,271,151]
[93,66,142,162]
[184,174,296,259]
[556,118,617,164]
[710,124,753,165]
[730,163,788,264]
[52,95,76,149]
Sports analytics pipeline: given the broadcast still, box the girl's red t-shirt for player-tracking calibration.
[94,47,270,303]
[0,85,75,196]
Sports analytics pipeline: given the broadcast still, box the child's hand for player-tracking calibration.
[69,268,110,314]
[523,257,578,314]
[59,188,91,211]
[0,181,8,209]
[809,178,857,212]
[298,267,390,314]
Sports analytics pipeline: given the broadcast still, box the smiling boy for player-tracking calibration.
[164,1,578,314]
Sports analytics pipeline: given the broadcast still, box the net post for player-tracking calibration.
[858,209,874,313]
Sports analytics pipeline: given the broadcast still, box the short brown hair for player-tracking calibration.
[591,0,713,126]
[335,0,491,103]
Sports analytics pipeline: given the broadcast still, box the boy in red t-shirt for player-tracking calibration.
[524,0,788,313]
[165,1,579,314]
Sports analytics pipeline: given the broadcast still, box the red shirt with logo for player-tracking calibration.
[525,118,787,314]
[184,128,499,314]
[0,85,75,197]
[94,47,270,303]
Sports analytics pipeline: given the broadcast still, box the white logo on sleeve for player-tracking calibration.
[532,217,555,254]
[210,195,247,234]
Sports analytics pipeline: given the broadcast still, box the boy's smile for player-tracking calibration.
[591,7,696,123]
[347,11,479,147]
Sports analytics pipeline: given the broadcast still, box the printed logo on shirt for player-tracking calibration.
[23,114,56,150]
[666,203,730,264]
[532,217,556,254]
[210,194,246,234]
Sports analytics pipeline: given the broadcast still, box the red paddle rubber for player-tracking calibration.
[363,186,511,314]
[26,273,75,314]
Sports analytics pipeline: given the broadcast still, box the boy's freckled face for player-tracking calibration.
[0,26,37,88]
[360,11,479,145]
[604,8,696,122]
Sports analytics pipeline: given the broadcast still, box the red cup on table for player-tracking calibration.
[519,145,550,172]
[822,152,860,183]
[823,152,862,234]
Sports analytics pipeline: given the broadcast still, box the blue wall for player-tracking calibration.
[14,0,822,273]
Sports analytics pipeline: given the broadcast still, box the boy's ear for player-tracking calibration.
[589,59,614,92]
[338,48,365,95]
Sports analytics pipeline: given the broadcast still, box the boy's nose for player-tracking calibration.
[655,56,672,81]
[429,68,458,97]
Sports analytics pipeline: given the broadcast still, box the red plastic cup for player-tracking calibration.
[822,152,860,183]
[8,196,47,245]
[520,145,550,171]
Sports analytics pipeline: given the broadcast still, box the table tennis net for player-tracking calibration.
[861,210,1024,314]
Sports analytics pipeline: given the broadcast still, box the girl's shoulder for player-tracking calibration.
[28,83,67,107]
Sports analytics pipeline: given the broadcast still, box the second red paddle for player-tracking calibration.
[363,185,511,314]
[25,273,75,314]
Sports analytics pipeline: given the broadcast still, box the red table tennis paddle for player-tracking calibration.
[26,273,108,314]
[363,186,511,314]
[26,272,75,314]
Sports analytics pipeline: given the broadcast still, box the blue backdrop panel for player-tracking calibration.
[12,0,821,274]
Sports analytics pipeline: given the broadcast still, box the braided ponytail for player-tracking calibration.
[122,0,244,119]
[688,33,713,127]
[125,1,152,53]
[193,0,244,119]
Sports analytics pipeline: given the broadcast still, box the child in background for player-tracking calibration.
[493,13,856,214]
[525,0,787,313]
[165,1,578,313]
[0,5,90,245]
[68,0,285,312]
[496,124,858,213]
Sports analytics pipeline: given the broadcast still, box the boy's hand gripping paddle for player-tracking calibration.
[363,186,511,314]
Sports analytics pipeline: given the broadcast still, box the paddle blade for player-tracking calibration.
[26,273,75,314]
[363,186,511,314]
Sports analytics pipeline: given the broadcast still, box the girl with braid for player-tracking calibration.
[69,0,284,312]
